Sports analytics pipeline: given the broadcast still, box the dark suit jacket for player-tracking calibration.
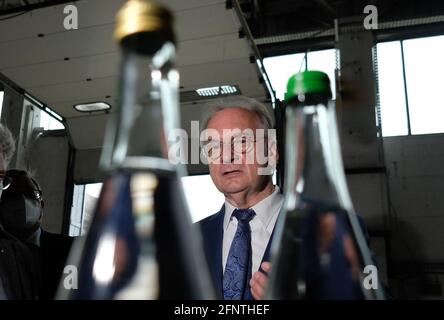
[198,204,376,300]
[198,205,274,300]
[0,226,40,299]
[39,230,74,300]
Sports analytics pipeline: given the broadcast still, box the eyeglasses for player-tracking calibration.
[1,185,43,201]
[202,135,256,161]
[26,189,43,201]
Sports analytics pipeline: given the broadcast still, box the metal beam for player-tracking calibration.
[0,0,77,16]
[231,0,277,102]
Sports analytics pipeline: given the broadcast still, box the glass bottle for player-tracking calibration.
[58,0,214,300]
[266,71,385,300]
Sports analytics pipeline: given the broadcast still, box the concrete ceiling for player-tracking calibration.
[0,0,269,150]
[241,0,444,38]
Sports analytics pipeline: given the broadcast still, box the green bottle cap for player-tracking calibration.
[284,70,332,103]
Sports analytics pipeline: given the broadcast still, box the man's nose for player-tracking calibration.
[221,143,235,164]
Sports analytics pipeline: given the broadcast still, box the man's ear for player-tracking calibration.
[273,141,279,164]
[267,136,279,166]
[258,136,278,176]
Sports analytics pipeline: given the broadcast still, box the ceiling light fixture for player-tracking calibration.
[74,101,111,113]
[195,85,239,97]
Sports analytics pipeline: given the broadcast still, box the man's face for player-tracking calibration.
[205,107,272,197]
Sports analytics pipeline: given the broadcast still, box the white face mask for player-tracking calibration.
[0,195,42,236]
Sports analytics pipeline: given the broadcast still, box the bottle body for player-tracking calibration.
[69,169,212,299]
[267,93,384,299]
[268,196,363,299]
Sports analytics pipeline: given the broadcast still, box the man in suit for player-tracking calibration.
[197,96,367,300]
[198,96,280,300]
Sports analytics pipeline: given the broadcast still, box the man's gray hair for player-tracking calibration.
[0,124,16,165]
[201,95,274,132]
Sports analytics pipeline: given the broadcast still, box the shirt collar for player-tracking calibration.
[223,186,283,232]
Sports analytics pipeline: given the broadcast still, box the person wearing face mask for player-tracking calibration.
[0,169,73,300]
[0,169,43,247]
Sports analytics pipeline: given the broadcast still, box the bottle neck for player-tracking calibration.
[101,42,181,172]
[284,101,342,209]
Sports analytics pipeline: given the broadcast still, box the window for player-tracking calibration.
[71,175,224,235]
[69,183,102,236]
[403,35,444,135]
[81,183,103,234]
[376,41,409,137]
[40,109,65,130]
[306,49,337,100]
[263,52,306,101]
[23,96,64,131]
[263,37,444,137]
[376,35,444,136]
[263,49,337,101]
[181,174,225,222]
[182,173,276,222]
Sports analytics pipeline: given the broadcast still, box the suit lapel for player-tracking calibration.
[238,217,277,301]
[261,227,275,264]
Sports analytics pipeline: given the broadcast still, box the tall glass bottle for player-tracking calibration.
[266,71,385,300]
[58,0,214,300]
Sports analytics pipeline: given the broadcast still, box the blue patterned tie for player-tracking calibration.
[223,208,256,300]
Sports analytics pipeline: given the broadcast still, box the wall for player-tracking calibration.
[383,133,444,264]
[346,133,444,298]
[73,148,104,183]
[29,131,70,234]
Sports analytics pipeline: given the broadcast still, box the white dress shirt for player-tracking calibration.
[222,186,283,274]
